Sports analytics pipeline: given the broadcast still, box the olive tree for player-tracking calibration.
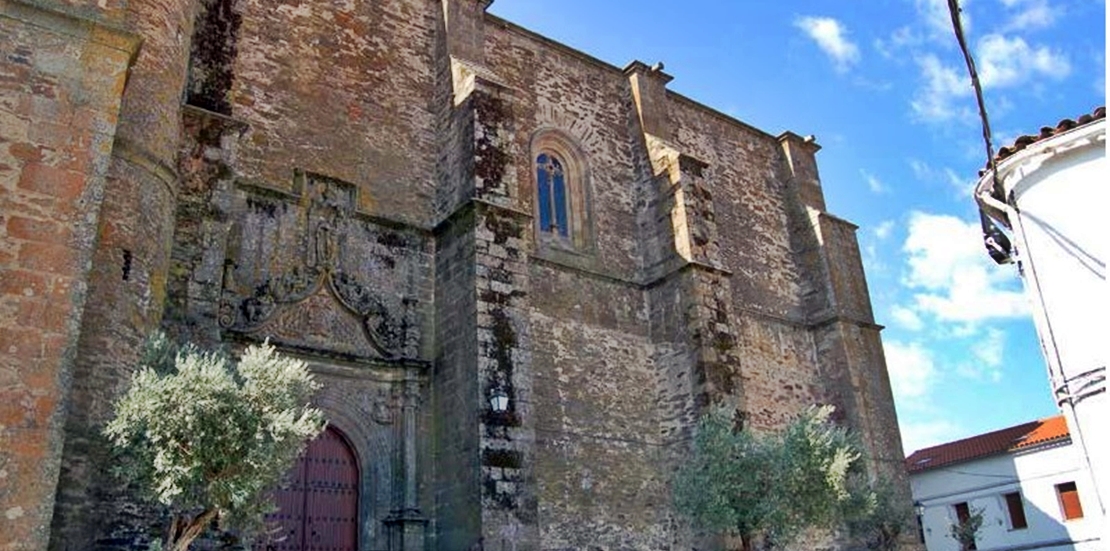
[949,506,984,551]
[673,405,866,551]
[844,475,915,551]
[104,333,326,551]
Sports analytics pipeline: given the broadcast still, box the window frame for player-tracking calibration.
[1055,481,1084,521]
[1003,491,1028,530]
[529,129,594,252]
[535,152,570,238]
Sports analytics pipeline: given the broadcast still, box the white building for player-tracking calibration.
[972,106,1106,521]
[907,415,1103,551]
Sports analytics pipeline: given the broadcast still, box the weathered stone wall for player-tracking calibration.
[477,11,909,549]
[481,21,686,549]
[431,206,481,549]
[2,1,910,549]
[226,0,440,226]
[167,95,437,548]
[0,2,139,550]
[46,0,201,543]
[530,288,674,550]
[670,98,805,322]
[485,18,642,280]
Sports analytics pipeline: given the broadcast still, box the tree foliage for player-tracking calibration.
[673,405,868,550]
[949,506,984,551]
[844,475,915,551]
[104,333,326,551]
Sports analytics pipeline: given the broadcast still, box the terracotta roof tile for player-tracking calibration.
[905,415,1070,473]
[994,106,1106,164]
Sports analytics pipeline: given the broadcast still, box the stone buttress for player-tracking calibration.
[433,2,540,548]
[0,0,914,549]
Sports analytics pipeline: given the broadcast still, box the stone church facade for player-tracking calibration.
[0,0,908,550]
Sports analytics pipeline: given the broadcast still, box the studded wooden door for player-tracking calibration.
[259,427,359,551]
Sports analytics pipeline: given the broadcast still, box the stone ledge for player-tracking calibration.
[433,198,532,237]
[0,0,140,61]
[809,313,884,331]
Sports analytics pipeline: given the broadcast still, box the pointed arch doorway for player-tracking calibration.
[258,426,359,551]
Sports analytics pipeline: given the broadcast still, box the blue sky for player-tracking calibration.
[488,0,1106,455]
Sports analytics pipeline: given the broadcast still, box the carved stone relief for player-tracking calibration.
[217,171,426,360]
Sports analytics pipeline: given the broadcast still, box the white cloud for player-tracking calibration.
[883,340,939,404]
[907,158,975,198]
[908,33,1069,124]
[908,158,933,181]
[874,220,895,240]
[795,16,861,72]
[875,25,923,59]
[861,169,888,194]
[901,211,1030,324]
[944,167,973,199]
[915,0,968,42]
[863,243,887,276]
[958,327,1007,381]
[977,34,1071,88]
[911,53,972,122]
[972,327,1006,367]
[1000,0,1059,31]
[890,305,925,331]
[901,418,968,455]
[911,264,1030,321]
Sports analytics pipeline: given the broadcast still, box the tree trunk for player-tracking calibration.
[166,509,218,551]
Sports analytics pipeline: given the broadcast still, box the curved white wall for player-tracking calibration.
[977,119,1107,530]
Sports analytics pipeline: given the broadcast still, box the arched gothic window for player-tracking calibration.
[530,129,593,252]
[536,152,569,237]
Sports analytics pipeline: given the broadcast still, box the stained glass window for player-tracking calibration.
[536,153,569,237]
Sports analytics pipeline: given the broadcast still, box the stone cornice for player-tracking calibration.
[0,0,141,63]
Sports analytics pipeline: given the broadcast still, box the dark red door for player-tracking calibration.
[258,427,359,551]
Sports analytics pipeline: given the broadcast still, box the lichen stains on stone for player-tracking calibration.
[376,231,406,249]
[245,197,280,218]
[472,93,512,195]
[478,288,525,307]
[481,448,522,470]
[483,212,523,245]
[187,0,243,114]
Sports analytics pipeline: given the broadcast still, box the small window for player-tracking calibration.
[1056,482,1084,520]
[1004,491,1028,529]
[530,129,593,252]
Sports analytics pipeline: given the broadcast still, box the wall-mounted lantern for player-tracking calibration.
[489,387,510,413]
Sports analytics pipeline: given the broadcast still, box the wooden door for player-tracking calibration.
[258,427,359,551]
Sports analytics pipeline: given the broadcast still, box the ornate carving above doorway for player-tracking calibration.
[217,171,425,361]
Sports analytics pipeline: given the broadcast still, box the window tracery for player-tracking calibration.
[536,152,569,237]
[530,130,592,252]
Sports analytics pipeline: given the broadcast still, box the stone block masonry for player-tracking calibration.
[0,2,139,550]
[1,1,912,550]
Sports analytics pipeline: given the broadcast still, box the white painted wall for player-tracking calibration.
[980,120,1107,521]
[910,442,1103,551]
